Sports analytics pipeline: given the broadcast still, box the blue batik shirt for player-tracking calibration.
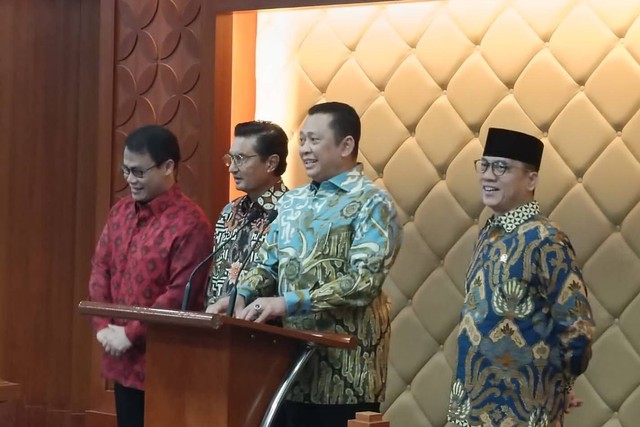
[237,164,401,404]
[448,201,594,427]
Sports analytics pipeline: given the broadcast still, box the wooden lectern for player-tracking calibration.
[79,301,356,427]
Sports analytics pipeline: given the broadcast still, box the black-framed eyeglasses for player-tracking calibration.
[223,153,258,167]
[473,159,516,176]
[121,164,158,179]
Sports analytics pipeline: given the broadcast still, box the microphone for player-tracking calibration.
[227,210,278,316]
[180,209,261,310]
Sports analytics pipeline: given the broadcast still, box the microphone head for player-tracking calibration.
[266,210,278,224]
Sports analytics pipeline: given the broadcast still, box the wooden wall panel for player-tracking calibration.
[84,411,117,427]
[87,0,117,418]
[0,0,100,426]
[71,0,103,422]
[0,0,14,380]
[109,0,222,214]
[0,401,18,427]
[1,0,79,407]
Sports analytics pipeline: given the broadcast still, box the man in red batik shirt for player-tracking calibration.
[88,125,213,427]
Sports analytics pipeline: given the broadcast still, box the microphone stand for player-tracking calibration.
[180,209,260,310]
[227,210,278,316]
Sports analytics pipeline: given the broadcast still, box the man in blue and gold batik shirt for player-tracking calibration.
[209,102,401,427]
[447,128,594,427]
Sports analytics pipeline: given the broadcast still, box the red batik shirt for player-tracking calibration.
[89,184,213,390]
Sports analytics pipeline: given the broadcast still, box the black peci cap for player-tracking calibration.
[483,128,544,169]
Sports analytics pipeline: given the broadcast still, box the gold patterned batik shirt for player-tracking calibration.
[447,201,594,427]
[237,165,401,404]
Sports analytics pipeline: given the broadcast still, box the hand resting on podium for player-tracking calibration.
[206,295,286,324]
[205,295,245,316]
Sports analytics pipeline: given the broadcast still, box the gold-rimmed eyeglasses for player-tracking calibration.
[223,153,258,167]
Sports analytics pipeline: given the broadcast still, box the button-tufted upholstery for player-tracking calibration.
[254,1,640,426]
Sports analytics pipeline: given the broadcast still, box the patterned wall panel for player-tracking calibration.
[112,0,204,201]
[254,1,640,426]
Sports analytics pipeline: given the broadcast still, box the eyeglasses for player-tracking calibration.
[121,164,158,179]
[223,153,258,167]
[474,159,517,176]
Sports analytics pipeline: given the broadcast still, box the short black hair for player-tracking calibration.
[234,121,288,176]
[125,125,181,168]
[308,102,361,159]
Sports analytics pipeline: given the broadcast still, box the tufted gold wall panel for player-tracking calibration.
[254,1,640,426]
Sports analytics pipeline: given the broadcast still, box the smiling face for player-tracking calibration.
[477,156,538,215]
[123,148,175,203]
[298,113,356,182]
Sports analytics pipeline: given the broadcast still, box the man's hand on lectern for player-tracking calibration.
[205,295,246,316]
[239,297,285,323]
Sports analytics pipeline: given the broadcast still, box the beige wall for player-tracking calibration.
[254,1,640,426]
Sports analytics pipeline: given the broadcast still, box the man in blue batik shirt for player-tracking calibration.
[447,128,594,427]
[209,102,401,427]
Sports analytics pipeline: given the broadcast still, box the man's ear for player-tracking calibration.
[266,154,280,174]
[340,135,355,158]
[162,159,175,176]
[526,170,539,192]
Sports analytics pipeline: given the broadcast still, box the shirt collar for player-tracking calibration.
[239,179,288,213]
[309,163,363,193]
[486,201,540,233]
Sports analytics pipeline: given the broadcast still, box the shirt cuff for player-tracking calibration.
[237,286,256,304]
[284,290,311,316]
[93,318,110,332]
[124,320,145,346]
